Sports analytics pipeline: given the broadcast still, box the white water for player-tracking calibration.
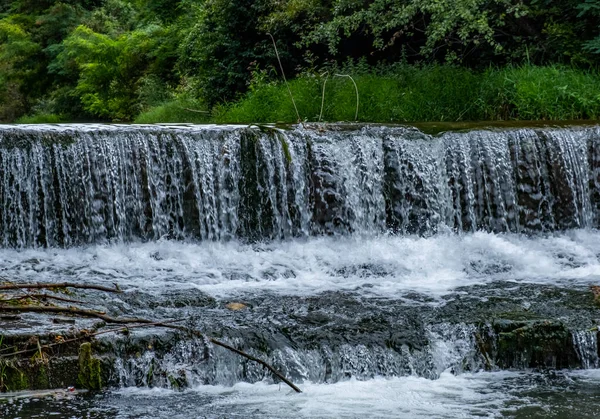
[2,124,599,246]
[113,372,515,418]
[4,370,600,418]
[27,369,590,418]
[2,124,600,417]
[1,230,599,299]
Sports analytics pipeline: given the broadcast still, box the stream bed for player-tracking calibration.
[1,124,600,418]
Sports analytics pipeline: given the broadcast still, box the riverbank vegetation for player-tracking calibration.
[1,0,600,124]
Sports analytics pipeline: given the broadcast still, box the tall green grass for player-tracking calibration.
[211,64,600,124]
[134,99,210,124]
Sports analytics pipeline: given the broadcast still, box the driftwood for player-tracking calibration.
[0,305,151,324]
[0,282,121,293]
[0,284,302,393]
[2,294,84,305]
[0,389,87,401]
[0,319,186,358]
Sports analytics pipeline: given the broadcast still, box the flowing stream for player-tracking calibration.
[1,124,600,418]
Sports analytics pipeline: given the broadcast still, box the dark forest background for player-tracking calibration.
[1,0,599,123]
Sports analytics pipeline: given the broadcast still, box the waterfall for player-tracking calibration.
[2,124,600,417]
[1,124,598,247]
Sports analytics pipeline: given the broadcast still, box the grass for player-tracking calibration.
[17,64,600,124]
[134,99,211,124]
[210,64,600,124]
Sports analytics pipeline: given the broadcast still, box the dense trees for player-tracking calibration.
[0,0,598,122]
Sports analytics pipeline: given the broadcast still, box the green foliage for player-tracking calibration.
[0,18,41,121]
[177,0,306,107]
[215,64,600,123]
[0,0,599,123]
[16,113,65,123]
[59,23,177,120]
[499,65,600,119]
[579,0,600,54]
[133,0,185,22]
[304,0,525,57]
[134,99,210,123]
[178,0,263,107]
[263,0,599,66]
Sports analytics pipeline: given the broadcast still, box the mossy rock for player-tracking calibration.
[30,363,50,389]
[495,310,545,322]
[491,320,579,369]
[1,363,29,392]
[77,342,102,391]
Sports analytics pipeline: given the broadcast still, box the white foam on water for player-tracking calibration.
[106,369,600,418]
[112,371,515,418]
[5,370,600,418]
[1,229,599,299]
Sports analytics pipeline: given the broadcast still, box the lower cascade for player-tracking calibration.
[1,124,600,418]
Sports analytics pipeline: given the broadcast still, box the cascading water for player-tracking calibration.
[1,123,600,418]
[1,124,599,247]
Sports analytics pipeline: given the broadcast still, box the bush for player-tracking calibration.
[16,113,65,123]
[134,99,210,124]
[214,64,600,123]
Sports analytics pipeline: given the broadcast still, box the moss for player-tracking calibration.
[146,358,155,386]
[31,364,50,389]
[167,375,180,389]
[278,134,292,164]
[496,311,544,321]
[77,342,102,390]
[492,321,579,369]
[1,364,29,392]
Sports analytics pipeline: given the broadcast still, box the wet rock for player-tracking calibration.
[2,281,600,391]
[226,302,248,311]
[77,343,102,390]
[490,320,579,369]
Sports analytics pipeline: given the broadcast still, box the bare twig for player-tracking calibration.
[334,74,359,121]
[267,33,301,123]
[169,326,302,393]
[179,107,210,114]
[319,72,329,122]
[475,333,493,370]
[0,304,302,393]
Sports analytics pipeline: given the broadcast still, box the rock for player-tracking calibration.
[226,302,247,311]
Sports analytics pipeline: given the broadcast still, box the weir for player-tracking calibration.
[0,124,598,247]
[1,124,600,417]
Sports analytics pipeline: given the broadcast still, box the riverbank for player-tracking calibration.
[129,65,600,125]
[18,65,600,126]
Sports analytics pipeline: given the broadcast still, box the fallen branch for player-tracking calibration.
[164,325,302,393]
[0,282,121,293]
[0,304,302,393]
[0,305,144,324]
[475,333,493,370]
[2,294,84,305]
[0,319,186,358]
